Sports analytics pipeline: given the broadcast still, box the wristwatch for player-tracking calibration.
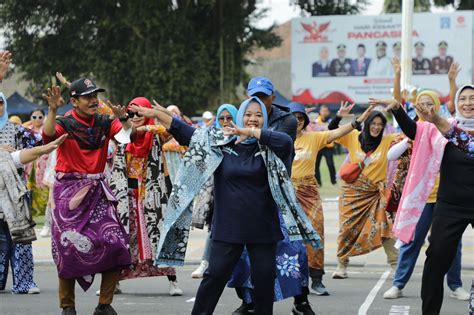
[119,114,129,122]
[351,118,362,130]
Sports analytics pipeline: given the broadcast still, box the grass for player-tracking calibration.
[317,153,346,199]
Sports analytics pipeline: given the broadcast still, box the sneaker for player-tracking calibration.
[39,225,51,237]
[169,280,183,296]
[332,267,348,279]
[27,287,40,294]
[292,301,315,315]
[232,302,254,315]
[93,304,117,315]
[61,307,77,315]
[450,287,470,301]
[310,279,329,296]
[383,286,402,299]
[96,283,121,296]
[191,260,208,279]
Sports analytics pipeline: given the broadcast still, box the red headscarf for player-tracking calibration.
[125,97,155,158]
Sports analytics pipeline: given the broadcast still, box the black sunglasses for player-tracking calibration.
[32,115,44,120]
[127,112,142,118]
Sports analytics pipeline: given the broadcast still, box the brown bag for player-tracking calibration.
[339,151,373,184]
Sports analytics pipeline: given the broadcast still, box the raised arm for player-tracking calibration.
[18,135,67,164]
[368,98,417,140]
[326,104,374,143]
[387,137,410,161]
[447,62,460,114]
[42,86,65,138]
[392,58,402,103]
[0,51,12,84]
[414,102,451,135]
[328,101,355,130]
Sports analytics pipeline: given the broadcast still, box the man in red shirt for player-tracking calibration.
[43,78,134,315]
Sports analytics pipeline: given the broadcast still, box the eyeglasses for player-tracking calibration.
[127,112,142,118]
[218,115,233,122]
[31,116,44,120]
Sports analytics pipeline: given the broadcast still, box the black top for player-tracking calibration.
[168,118,293,243]
[391,106,474,219]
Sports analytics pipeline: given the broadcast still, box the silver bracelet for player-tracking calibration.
[251,127,255,138]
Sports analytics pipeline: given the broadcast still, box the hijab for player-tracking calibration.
[415,90,441,122]
[359,110,387,153]
[454,84,474,131]
[215,104,238,129]
[0,92,8,130]
[125,97,155,158]
[236,97,268,144]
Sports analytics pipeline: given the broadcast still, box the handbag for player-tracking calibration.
[339,150,373,184]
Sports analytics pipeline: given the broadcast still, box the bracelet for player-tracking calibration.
[251,127,255,138]
[351,118,362,130]
[119,114,129,122]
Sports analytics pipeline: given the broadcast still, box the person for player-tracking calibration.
[328,103,399,279]
[367,41,393,77]
[42,78,134,315]
[329,44,352,77]
[380,90,469,301]
[0,51,42,295]
[162,104,187,184]
[191,104,238,279]
[130,97,320,315]
[351,44,371,76]
[312,47,331,77]
[202,111,215,128]
[246,76,297,141]
[392,42,401,59]
[289,102,374,296]
[412,42,431,75]
[108,96,183,297]
[371,84,474,314]
[313,105,337,186]
[9,115,22,125]
[431,41,453,75]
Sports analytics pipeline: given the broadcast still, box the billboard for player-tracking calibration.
[291,12,474,104]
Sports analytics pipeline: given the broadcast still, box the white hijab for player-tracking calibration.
[454,84,474,131]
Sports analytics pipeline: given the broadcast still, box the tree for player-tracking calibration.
[0,0,281,113]
[433,0,474,10]
[384,0,431,13]
[295,0,368,16]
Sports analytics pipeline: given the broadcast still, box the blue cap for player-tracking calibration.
[288,102,309,129]
[247,77,274,96]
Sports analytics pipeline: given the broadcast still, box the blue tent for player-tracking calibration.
[6,92,44,115]
[274,90,290,107]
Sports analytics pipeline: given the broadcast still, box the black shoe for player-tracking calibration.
[232,302,254,315]
[311,279,329,296]
[93,304,118,315]
[61,307,77,315]
[292,301,315,315]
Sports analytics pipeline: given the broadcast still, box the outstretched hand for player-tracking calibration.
[152,100,173,117]
[337,101,355,117]
[105,100,127,118]
[391,57,401,75]
[0,51,12,81]
[448,62,461,82]
[368,98,400,111]
[56,72,71,87]
[38,134,68,155]
[0,144,15,153]
[42,86,65,111]
[129,104,159,118]
[414,102,438,123]
[223,122,252,144]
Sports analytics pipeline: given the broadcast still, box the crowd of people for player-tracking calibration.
[0,48,473,315]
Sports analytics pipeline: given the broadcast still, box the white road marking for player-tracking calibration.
[389,305,410,314]
[358,269,391,315]
[186,297,196,303]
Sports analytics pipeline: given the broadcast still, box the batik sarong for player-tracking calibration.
[51,173,131,291]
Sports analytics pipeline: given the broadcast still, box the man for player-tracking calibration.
[313,105,337,185]
[431,41,453,74]
[312,47,331,77]
[329,44,352,77]
[351,44,371,76]
[412,41,431,75]
[42,78,134,315]
[392,42,402,59]
[367,41,393,77]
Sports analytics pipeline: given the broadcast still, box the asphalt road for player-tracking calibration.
[0,265,472,315]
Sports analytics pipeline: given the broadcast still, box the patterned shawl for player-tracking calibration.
[0,150,36,243]
[155,127,321,266]
[109,135,169,258]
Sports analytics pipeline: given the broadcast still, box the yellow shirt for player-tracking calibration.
[336,130,398,184]
[292,131,329,179]
[316,116,334,148]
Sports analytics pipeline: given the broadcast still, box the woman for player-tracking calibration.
[328,104,399,279]
[108,97,182,296]
[24,109,50,220]
[381,91,469,301]
[290,101,374,296]
[130,97,320,315]
[191,104,237,278]
[372,84,474,314]
[0,92,42,294]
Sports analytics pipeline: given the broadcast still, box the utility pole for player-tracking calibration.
[400,0,414,90]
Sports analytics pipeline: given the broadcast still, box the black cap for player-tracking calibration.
[439,41,448,48]
[69,78,105,97]
[376,41,387,48]
[337,44,346,50]
[414,41,425,48]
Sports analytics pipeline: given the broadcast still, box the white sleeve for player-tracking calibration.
[10,150,23,167]
[387,137,409,161]
[114,127,132,144]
